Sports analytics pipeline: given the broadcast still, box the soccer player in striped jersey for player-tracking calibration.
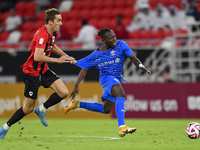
[65,28,151,137]
[0,8,76,139]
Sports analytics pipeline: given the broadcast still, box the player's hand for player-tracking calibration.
[139,64,151,74]
[57,55,71,63]
[70,85,79,100]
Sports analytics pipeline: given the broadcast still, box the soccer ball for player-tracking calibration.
[185,122,200,139]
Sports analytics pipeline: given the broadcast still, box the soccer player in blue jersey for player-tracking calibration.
[64,28,151,137]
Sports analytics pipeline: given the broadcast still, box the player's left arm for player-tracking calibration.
[52,44,77,64]
[129,53,151,74]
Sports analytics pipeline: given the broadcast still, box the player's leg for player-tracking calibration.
[111,84,137,137]
[34,70,68,126]
[0,97,36,139]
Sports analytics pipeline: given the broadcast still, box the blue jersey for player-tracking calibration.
[75,40,133,79]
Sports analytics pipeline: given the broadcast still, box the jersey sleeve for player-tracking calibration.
[35,32,48,49]
[75,51,97,70]
[121,40,133,57]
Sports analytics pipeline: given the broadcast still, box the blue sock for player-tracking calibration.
[115,97,126,127]
[80,102,106,114]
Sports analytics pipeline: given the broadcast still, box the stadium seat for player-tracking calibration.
[92,1,104,9]
[175,29,188,39]
[88,18,99,28]
[127,42,139,48]
[108,18,117,30]
[19,31,35,41]
[101,8,112,19]
[32,21,44,32]
[111,8,123,19]
[15,1,26,17]
[67,10,80,20]
[149,0,160,9]
[124,0,137,8]
[122,8,134,20]
[102,0,115,9]
[20,21,34,32]
[169,0,182,7]
[140,30,153,39]
[61,11,69,21]
[152,30,165,39]
[81,1,93,10]
[36,11,45,22]
[71,1,83,10]
[97,19,110,29]
[164,29,173,37]
[128,30,141,39]
[23,1,37,18]
[122,18,131,26]
[0,32,9,41]
[2,12,10,25]
[89,9,101,19]
[79,9,90,20]
[113,0,125,9]
[160,0,170,7]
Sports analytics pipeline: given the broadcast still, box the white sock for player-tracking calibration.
[39,104,46,112]
[3,123,10,130]
[119,125,126,128]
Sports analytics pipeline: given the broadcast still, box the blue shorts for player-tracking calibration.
[99,75,121,103]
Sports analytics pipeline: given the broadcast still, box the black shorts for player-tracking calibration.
[23,69,59,99]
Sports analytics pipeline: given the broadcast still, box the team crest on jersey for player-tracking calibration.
[110,50,115,56]
[29,91,33,96]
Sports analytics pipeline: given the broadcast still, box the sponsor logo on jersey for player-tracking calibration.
[52,36,55,43]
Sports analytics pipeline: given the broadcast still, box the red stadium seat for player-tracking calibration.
[128,30,141,39]
[102,0,115,9]
[127,42,139,48]
[164,29,173,37]
[89,9,101,19]
[111,8,123,18]
[81,1,93,10]
[122,8,134,19]
[0,32,9,41]
[149,0,160,9]
[101,8,112,19]
[152,30,165,39]
[108,18,117,30]
[71,1,83,10]
[140,30,153,39]
[92,1,104,9]
[32,21,44,32]
[2,12,10,25]
[88,18,99,28]
[169,0,182,7]
[160,0,170,7]
[20,21,34,32]
[97,19,109,29]
[23,1,37,18]
[37,11,45,22]
[61,11,69,21]
[15,1,26,17]
[113,0,125,9]
[67,9,80,20]
[79,9,90,20]
[19,31,35,41]
[125,0,137,8]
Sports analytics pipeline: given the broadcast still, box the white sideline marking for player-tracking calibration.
[9,135,121,142]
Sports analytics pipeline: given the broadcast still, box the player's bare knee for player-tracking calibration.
[59,90,68,99]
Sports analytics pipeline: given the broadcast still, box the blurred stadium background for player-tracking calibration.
[0,0,200,120]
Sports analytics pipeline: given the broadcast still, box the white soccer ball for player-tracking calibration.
[185,122,200,139]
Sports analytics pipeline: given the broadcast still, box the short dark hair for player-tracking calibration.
[97,28,112,39]
[45,8,60,24]
[82,19,88,25]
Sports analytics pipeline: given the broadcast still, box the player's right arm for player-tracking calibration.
[34,47,71,64]
[70,68,88,99]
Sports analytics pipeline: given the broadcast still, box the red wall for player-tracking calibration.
[112,83,200,118]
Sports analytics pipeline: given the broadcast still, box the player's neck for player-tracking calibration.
[45,25,54,35]
[98,44,110,51]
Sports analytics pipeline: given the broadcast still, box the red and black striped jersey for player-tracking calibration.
[21,25,58,76]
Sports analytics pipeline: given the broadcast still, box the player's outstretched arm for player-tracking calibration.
[70,69,88,99]
[34,47,72,63]
[129,53,151,74]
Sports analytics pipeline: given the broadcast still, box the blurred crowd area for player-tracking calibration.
[0,0,200,50]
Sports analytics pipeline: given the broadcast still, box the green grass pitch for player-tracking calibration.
[0,118,199,150]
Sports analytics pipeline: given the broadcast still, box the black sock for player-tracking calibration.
[43,92,63,109]
[7,107,25,127]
